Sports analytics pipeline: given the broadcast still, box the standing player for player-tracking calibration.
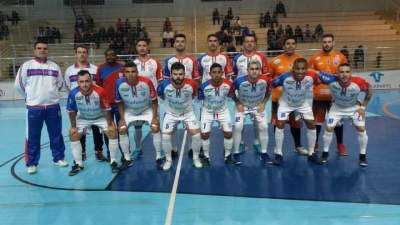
[64,45,103,161]
[67,70,120,175]
[15,40,68,174]
[308,34,348,155]
[271,58,319,165]
[317,63,372,166]
[198,34,234,82]
[157,62,202,170]
[131,38,163,159]
[115,62,163,169]
[199,63,235,166]
[233,61,271,164]
[269,36,307,155]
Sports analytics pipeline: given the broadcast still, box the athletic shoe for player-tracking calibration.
[110,162,119,173]
[337,143,348,156]
[163,159,173,171]
[202,157,210,168]
[95,151,107,162]
[121,159,133,169]
[239,143,245,154]
[193,158,202,169]
[259,153,270,163]
[68,164,84,176]
[295,146,308,155]
[308,153,320,164]
[171,150,179,159]
[131,150,143,160]
[253,144,261,153]
[233,153,242,165]
[54,160,69,167]
[224,154,236,165]
[27,166,37,175]
[272,154,283,166]
[156,158,164,170]
[188,149,193,159]
[320,152,329,164]
[359,154,368,167]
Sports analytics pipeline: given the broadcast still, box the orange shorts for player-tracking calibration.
[312,100,332,124]
[271,87,282,102]
[271,101,303,128]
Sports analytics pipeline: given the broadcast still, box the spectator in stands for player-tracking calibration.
[107,26,115,41]
[226,41,237,55]
[232,16,242,32]
[162,28,174,47]
[275,1,287,17]
[251,30,257,41]
[340,45,350,62]
[234,28,243,45]
[259,13,265,28]
[276,24,284,39]
[163,17,172,32]
[11,10,20,25]
[37,27,46,41]
[222,30,233,45]
[0,23,9,40]
[267,25,276,42]
[52,27,61,43]
[0,11,5,25]
[241,26,250,41]
[285,24,293,37]
[271,12,279,27]
[221,15,230,31]
[124,19,131,33]
[98,27,106,42]
[265,11,272,28]
[212,8,220,25]
[376,52,383,68]
[136,19,142,31]
[294,25,303,42]
[353,45,365,69]
[215,28,225,44]
[227,7,234,20]
[313,23,324,40]
[138,26,150,43]
[303,24,312,42]
[116,18,123,32]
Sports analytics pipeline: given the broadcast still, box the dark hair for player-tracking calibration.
[74,44,89,52]
[210,63,223,71]
[104,48,115,55]
[207,33,219,41]
[322,33,334,41]
[171,62,185,72]
[338,62,351,69]
[77,70,91,77]
[174,33,186,41]
[124,61,137,69]
[293,58,308,67]
[33,40,48,48]
[136,38,149,45]
[243,34,257,42]
[283,36,297,45]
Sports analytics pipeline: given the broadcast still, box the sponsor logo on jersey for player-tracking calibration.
[121,87,130,92]
[273,59,281,65]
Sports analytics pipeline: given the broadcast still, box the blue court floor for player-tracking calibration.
[1,90,400,225]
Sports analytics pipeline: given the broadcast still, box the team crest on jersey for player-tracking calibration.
[286,80,295,85]
[204,89,213,93]
[273,59,281,65]
[334,56,340,64]
[166,89,175,94]
[121,87,130,92]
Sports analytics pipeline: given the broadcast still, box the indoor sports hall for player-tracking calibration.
[1,0,400,224]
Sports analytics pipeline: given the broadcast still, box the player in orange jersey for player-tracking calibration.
[269,36,307,155]
[308,33,348,156]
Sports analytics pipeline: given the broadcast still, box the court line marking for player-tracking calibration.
[164,130,188,225]
[0,142,50,168]
[383,100,400,120]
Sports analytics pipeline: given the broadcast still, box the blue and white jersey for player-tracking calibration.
[319,72,370,108]
[64,63,97,91]
[272,71,319,107]
[157,79,198,115]
[163,55,200,80]
[197,53,233,82]
[67,85,111,120]
[198,79,234,113]
[232,51,269,77]
[233,75,271,108]
[14,57,64,106]
[115,76,157,115]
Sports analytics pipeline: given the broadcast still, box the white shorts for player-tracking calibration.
[326,104,365,127]
[162,111,200,133]
[77,117,108,134]
[125,108,153,127]
[201,107,232,133]
[235,106,267,126]
[277,100,314,121]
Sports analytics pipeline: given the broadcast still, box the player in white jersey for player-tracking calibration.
[115,62,163,169]
[317,63,372,166]
[232,60,271,164]
[198,34,234,82]
[131,38,163,159]
[199,63,235,166]
[67,70,120,175]
[157,62,202,170]
[271,58,319,165]
[64,45,106,162]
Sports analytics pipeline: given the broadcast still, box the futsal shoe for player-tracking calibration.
[259,153,270,164]
[308,153,320,164]
[271,154,283,166]
[320,152,329,165]
[193,158,202,169]
[295,146,308,155]
[27,166,37,175]
[110,161,120,173]
[131,149,143,160]
[54,160,69,167]
[232,153,243,165]
[68,164,84,176]
[359,154,368,167]
[202,157,210,168]
[224,154,236,165]
[337,143,348,156]
[95,150,107,162]
[253,144,261,153]
[121,159,133,169]
[162,159,173,171]
[171,150,179,159]
[156,158,165,170]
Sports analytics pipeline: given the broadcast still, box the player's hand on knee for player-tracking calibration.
[118,120,128,133]
[257,103,265,113]
[69,127,79,139]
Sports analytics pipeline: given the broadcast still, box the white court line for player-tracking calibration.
[164,130,188,225]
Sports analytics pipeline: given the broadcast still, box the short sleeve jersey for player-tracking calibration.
[132,57,163,89]
[233,75,271,108]
[198,79,234,113]
[233,51,269,77]
[163,55,200,80]
[197,53,234,82]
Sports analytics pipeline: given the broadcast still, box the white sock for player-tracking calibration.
[322,130,333,153]
[253,124,260,145]
[274,128,284,155]
[152,132,162,159]
[119,134,131,161]
[71,140,83,166]
[191,133,201,160]
[358,130,368,155]
[224,137,233,157]
[258,123,268,154]
[162,133,172,161]
[134,126,142,150]
[233,117,244,154]
[307,129,317,156]
[108,138,119,163]
[201,138,210,158]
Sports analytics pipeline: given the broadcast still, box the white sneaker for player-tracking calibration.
[295,146,308,155]
[162,159,172,171]
[193,158,202,169]
[54,160,69,167]
[27,166,37,174]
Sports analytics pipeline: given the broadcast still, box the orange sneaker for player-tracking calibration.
[337,143,348,156]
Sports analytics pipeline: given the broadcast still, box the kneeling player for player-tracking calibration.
[318,63,372,166]
[158,62,202,170]
[67,70,120,175]
[271,58,319,165]
[199,63,235,166]
[115,62,162,169]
